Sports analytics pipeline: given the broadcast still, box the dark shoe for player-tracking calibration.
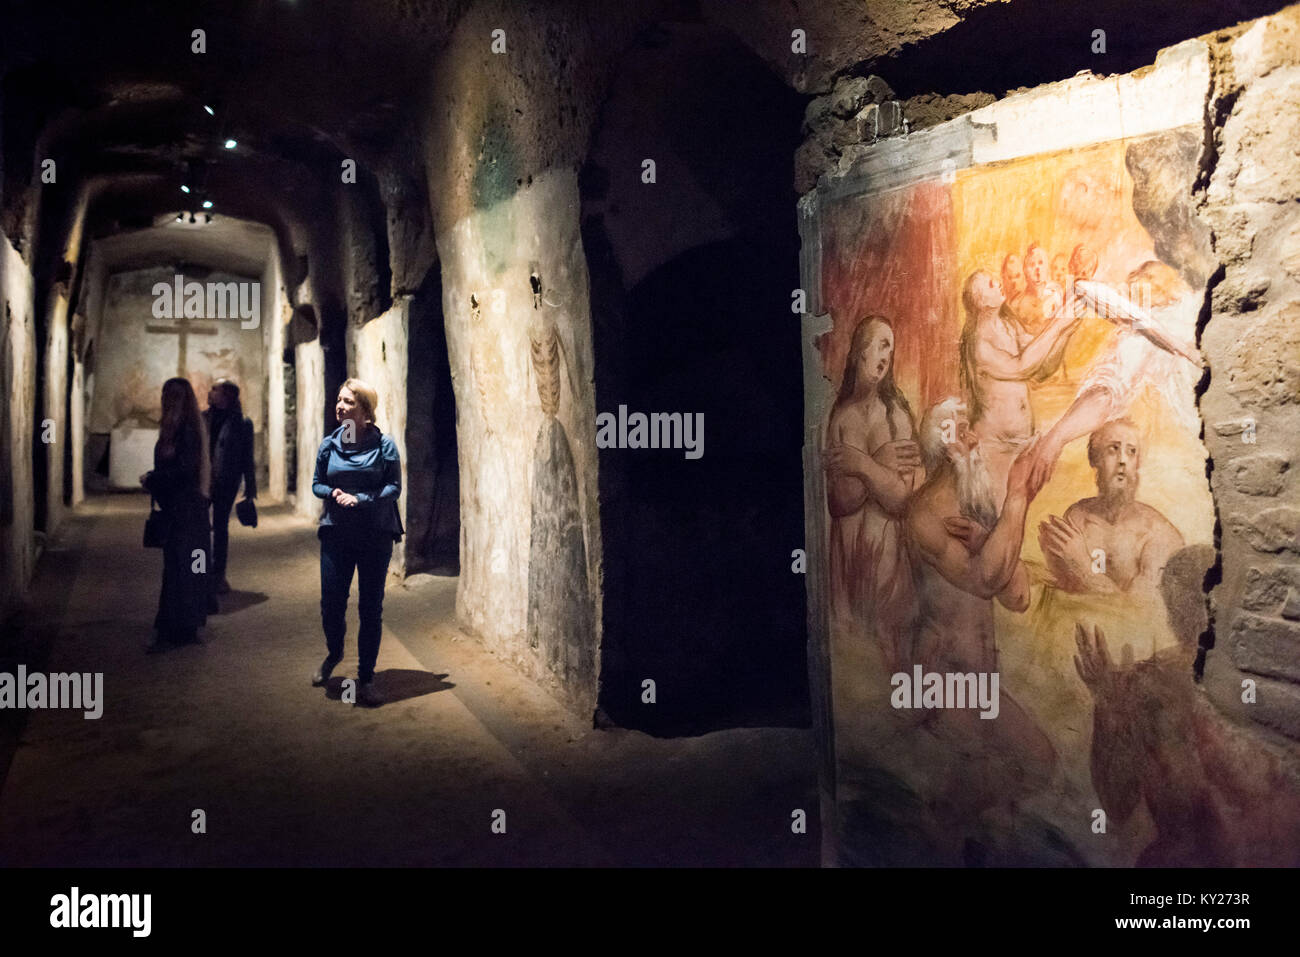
[312,656,340,687]
[216,578,231,595]
[356,679,382,708]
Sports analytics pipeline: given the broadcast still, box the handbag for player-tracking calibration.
[235,498,258,528]
[143,496,170,548]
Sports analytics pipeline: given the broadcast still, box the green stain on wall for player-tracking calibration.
[471,103,521,276]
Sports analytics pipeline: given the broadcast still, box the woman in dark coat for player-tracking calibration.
[311,377,403,706]
[140,377,213,651]
[203,378,257,596]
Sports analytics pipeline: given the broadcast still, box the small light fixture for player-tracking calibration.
[204,105,215,116]
[176,213,184,222]
[180,184,190,194]
[224,139,237,149]
[202,200,213,209]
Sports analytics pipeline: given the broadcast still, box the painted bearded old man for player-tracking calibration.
[823,316,922,667]
[1038,418,1183,599]
[902,396,1056,804]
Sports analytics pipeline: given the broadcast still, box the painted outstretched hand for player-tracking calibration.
[1073,623,1117,697]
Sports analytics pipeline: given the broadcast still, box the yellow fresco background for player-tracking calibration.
[953,141,1215,846]
[829,138,1218,864]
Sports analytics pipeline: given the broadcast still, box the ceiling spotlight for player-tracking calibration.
[204,105,215,116]
[180,185,190,194]
[189,213,196,224]
[224,139,237,149]
[202,200,213,209]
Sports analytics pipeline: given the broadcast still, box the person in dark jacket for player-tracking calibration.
[203,378,257,596]
[140,377,212,651]
[311,377,403,706]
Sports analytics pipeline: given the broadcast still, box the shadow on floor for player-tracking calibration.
[213,590,269,615]
[321,669,454,706]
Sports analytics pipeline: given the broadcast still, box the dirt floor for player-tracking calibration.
[0,495,818,866]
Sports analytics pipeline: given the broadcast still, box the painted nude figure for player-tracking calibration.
[958,269,1083,502]
[1038,419,1183,598]
[824,316,922,666]
[903,397,1056,799]
[1031,260,1202,484]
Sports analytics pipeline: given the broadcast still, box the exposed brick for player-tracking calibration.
[1285,587,1300,621]
[1231,612,1300,681]
[1230,452,1291,496]
[829,76,871,117]
[1225,303,1300,410]
[877,101,903,137]
[1243,566,1291,612]
[803,95,833,134]
[1229,507,1300,554]
[1249,675,1300,742]
[853,103,879,142]
[1214,417,1257,438]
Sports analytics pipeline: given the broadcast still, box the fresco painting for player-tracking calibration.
[818,127,1300,866]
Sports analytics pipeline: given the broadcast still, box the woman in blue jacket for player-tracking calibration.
[311,378,403,706]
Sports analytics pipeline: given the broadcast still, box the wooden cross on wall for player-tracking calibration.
[145,314,219,377]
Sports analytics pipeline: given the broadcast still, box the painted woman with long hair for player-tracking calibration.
[823,316,923,668]
[140,377,213,651]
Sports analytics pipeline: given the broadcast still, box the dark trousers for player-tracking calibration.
[320,526,394,683]
[211,483,238,584]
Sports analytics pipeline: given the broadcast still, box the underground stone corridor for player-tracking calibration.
[0,494,816,867]
[2,0,1300,901]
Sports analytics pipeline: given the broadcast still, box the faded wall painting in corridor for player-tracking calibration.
[811,56,1300,865]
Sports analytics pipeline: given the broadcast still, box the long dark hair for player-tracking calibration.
[958,273,984,423]
[835,315,914,440]
[159,377,211,497]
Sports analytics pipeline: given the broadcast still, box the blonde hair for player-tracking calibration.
[340,377,379,423]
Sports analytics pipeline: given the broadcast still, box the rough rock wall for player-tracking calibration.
[1201,6,1300,741]
[0,233,36,617]
[294,339,325,520]
[420,0,636,712]
[433,166,602,711]
[261,246,291,505]
[40,287,69,531]
[701,0,1007,93]
[796,2,1300,866]
[71,249,107,505]
[353,300,410,575]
